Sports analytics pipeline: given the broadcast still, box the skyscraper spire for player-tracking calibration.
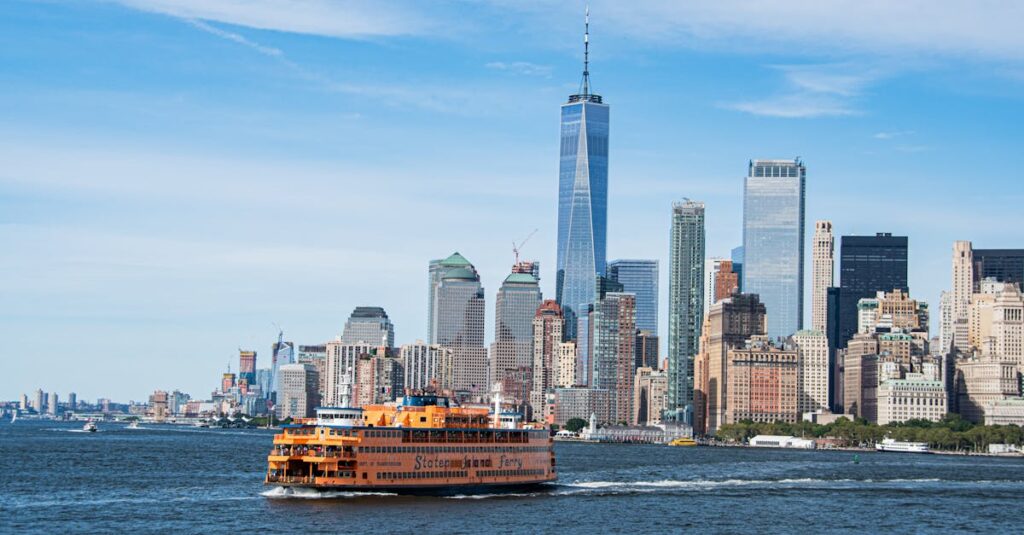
[580,4,591,97]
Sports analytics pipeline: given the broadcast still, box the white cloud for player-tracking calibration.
[589,0,1024,61]
[723,63,879,118]
[724,94,858,119]
[873,130,914,140]
[485,61,553,77]
[114,0,428,38]
[185,19,283,57]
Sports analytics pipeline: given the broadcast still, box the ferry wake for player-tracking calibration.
[265,387,556,495]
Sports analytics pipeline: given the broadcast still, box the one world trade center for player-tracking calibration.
[556,8,609,341]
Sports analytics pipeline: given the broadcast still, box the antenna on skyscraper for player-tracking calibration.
[580,3,591,97]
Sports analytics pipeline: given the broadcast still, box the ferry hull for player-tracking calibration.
[269,480,555,496]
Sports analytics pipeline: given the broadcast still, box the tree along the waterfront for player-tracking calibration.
[714,414,1023,452]
[564,418,588,433]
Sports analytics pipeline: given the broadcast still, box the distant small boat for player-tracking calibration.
[9,412,16,424]
[875,438,930,454]
[194,421,209,428]
[83,421,98,433]
[668,437,698,447]
[127,421,140,429]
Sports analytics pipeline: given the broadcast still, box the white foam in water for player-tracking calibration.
[261,487,397,499]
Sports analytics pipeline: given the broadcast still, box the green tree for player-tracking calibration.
[564,418,588,433]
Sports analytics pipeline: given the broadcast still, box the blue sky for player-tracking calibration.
[3,0,1023,401]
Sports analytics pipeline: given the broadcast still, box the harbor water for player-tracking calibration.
[3,420,1023,533]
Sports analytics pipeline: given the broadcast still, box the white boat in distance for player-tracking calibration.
[875,438,930,454]
[83,421,98,433]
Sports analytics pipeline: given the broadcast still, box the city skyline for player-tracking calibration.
[5,1,1024,400]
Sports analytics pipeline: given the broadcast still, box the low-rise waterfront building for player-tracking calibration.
[985,398,1024,426]
[955,357,1021,423]
[876,377,947,425]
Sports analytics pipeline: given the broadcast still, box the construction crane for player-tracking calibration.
[512,228,539,265]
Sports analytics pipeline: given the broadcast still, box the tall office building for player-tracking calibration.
[635,330,659,370]
[791,330,830,415]
[972,248,1024,289]
[694,293,767,435]
[270,339,295,396]
[401,341,452,392]
[355,354,404,406]
[530,300,564,417]
[832,233,908,351]
[67,392,76,411]
[556,10,609,341]
[730,246,744,293]
[431,253,487,393]
[939,290,954,354]
[703,257,724,319]
[713,260,740,305]
[608,259,659,334]
[812,221,835,332]
[667,200,705,421]
[324,341,378,406]
[952,241,974,325]
[32,389,45,413]
[47,392,58,415]
[491,267,542,400]
[590,291,636,424]
[341,307,395,348]
[742,159,806,340]
[238,350,257,386]
[296,345,327,401]
[633,367,668,426]
[277,363,319,420]
[427,252,473,344]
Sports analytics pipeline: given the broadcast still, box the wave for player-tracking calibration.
[260,487,398,500]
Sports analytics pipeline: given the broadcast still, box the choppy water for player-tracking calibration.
[3,420,1023,533]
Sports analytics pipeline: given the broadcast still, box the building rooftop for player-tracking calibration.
[443,267,478,281]
[503,272,538,285]
[439,251,472,267]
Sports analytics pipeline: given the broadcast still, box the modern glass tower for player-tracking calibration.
[742,159,806,340]
[430,252,487,392]
[608,259,659,334]
[556,9,609,341]
[667,200,705,421]
[832,233,908,350]
[490,268,542,400]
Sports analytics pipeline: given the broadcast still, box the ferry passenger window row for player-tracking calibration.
[356,446,547,454]
[364,430,403,438]
[326,429,357,437]
[376,471,468,480]
[476,469,545,478]
[327,471,355,478]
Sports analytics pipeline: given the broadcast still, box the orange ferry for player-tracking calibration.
[264,393,556,495]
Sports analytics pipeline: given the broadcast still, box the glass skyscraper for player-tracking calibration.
[556,13,609,342]
[608,259,659,334]
[490,268,542,400]
[667,200,705,421]
[429,252,487,392]
[832,233,909,350]
[742,159,806,340]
